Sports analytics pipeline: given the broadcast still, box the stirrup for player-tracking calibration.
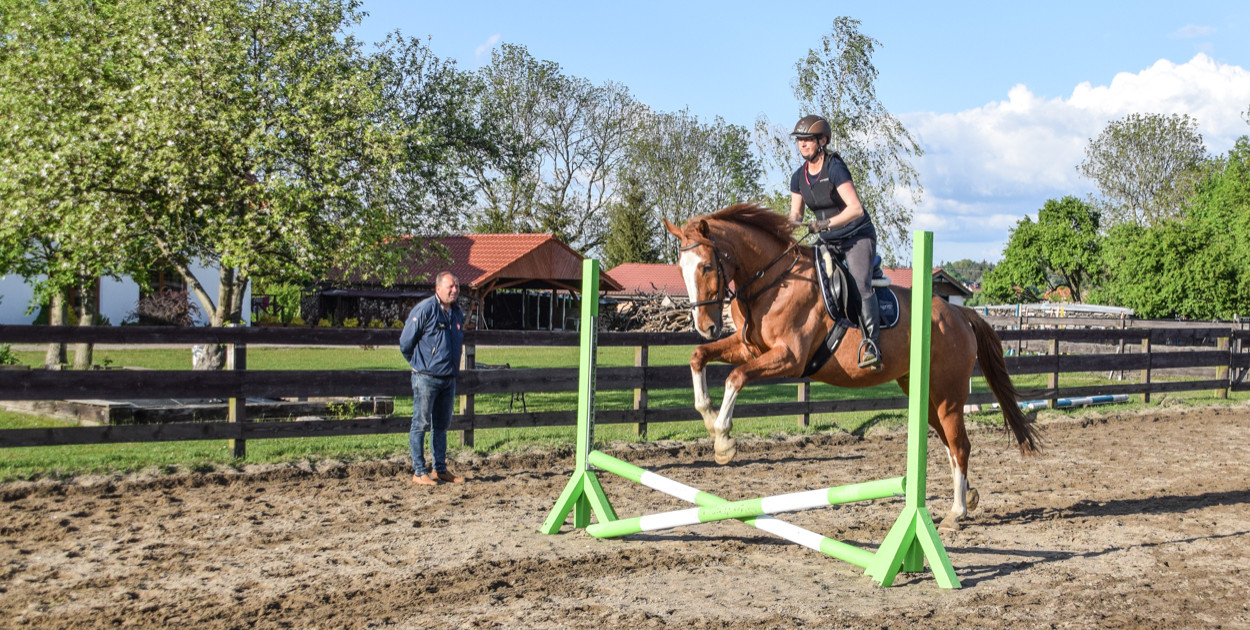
[857,339,883,371]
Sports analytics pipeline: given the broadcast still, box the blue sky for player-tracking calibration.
[355,1,1250,264]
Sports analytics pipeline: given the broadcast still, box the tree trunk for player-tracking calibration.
[44,290,68,369]
[72,280,95,370]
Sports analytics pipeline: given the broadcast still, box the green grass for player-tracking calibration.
[2,345,1244,481]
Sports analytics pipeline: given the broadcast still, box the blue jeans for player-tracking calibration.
[410,372,455,475]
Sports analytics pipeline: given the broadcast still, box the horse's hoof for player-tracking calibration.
[966,487,980,512]
[713,437,737,465]
[938,514,963,531]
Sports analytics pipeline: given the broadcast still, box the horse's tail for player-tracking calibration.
[961,307,1041,455]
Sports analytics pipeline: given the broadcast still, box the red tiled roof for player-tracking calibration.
[354,234,621,292]
[606,263,688,296]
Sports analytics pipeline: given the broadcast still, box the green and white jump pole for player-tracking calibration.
[542,232,959,588]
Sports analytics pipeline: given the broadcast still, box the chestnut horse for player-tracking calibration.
[663,203,1039,528]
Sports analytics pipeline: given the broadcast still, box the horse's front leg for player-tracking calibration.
[690,333,749,434]
[709,345,801,465]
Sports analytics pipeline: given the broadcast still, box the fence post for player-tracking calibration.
[634,344,648,437]
[227,342,247,459]
[1047,336,1060,409]
[1215,335,1229,399]
[1115,316,1126,381]
[797,381,811,428]
[1141,335,1152,404]
[1016,313,1025,355]
[460,343,475,447]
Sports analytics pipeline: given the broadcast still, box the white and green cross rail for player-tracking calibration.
[583,450,894,568]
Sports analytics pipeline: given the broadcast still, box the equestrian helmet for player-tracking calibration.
[790,115,831,142]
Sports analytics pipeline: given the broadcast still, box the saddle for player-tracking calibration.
[801,241,900,377]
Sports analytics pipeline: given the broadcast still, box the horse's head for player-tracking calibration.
[664,217,734,339]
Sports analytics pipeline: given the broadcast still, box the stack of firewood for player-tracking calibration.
[602,294,736,333]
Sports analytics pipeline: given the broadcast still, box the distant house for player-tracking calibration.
[308,233,622,330]
[880,268,974,305]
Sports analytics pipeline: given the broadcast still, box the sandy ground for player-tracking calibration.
[2,403,1249,629]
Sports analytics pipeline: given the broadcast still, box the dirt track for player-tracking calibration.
[3,403,1250,629]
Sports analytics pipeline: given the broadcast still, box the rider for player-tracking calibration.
[788,115,883,370]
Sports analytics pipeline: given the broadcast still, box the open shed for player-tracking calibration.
[307,234,622,330]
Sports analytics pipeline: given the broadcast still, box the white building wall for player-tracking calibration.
[0,263,247,326]
[0,275,38,325]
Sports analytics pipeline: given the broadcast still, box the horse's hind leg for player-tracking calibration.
[931,389,978,530]
[899,377,975,530]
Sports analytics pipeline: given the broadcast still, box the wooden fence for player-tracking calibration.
[1,323,1247,453]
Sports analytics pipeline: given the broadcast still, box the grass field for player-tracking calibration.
[2,345,1242,481]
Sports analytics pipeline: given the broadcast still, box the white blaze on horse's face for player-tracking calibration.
[678,245,722,339]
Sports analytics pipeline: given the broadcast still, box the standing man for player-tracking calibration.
[400,271,466,485]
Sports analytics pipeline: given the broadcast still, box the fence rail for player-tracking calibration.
[1,324,1247,451]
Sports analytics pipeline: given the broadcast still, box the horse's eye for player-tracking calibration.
[701,263,714,273]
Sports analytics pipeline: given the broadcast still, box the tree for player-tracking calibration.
[939,259,995,286]
[1097,136,1250,319]
[764,16,923,263]
[620,109,763,262]
[601,177,660,269]
[981,197,1102,304]
[1077,113,1207,228]
[468,44,644,252]
[3,0,469,341]
[0,0,158,367]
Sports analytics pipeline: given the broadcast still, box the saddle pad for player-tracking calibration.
[814,243,901,330]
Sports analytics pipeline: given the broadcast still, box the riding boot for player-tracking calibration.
[857,292,883,370]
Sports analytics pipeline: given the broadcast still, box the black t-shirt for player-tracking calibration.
[790,151,872,239]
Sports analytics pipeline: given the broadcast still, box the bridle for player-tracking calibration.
[678,235,805,311]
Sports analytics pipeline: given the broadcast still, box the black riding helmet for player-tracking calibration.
[790,115,832,143]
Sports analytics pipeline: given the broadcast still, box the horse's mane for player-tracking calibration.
[703,203,798,245]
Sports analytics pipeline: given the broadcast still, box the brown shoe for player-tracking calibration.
[412,473,438,486]
[433,470,464,483]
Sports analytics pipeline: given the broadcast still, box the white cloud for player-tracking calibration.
[475,34,501,61]
[906,53,1250,263]
[1169,24,1214,39]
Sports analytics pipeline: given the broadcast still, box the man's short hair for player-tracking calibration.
[434,271,458,286]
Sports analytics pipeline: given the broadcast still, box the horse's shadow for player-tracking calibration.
[950,529,1248,587]
[953,488,1250,586]
[643,452,865,476]
[981,488,1250,524]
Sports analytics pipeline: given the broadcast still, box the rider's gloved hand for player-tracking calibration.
[808,219,831,233]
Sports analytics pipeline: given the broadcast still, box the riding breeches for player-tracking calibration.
[826,230,876,302]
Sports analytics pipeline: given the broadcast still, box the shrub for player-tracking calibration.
[290,315,306,326]
[129,289,201,326]
[317,318,333,327]
[342,317,359,328]
[0,344,20,366]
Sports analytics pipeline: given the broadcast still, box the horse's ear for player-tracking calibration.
[663,219,683,239]
[697,220,710,238]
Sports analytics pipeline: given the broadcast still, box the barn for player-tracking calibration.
[304,234,622,330]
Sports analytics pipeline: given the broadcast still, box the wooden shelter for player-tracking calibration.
[308,234,622,330]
